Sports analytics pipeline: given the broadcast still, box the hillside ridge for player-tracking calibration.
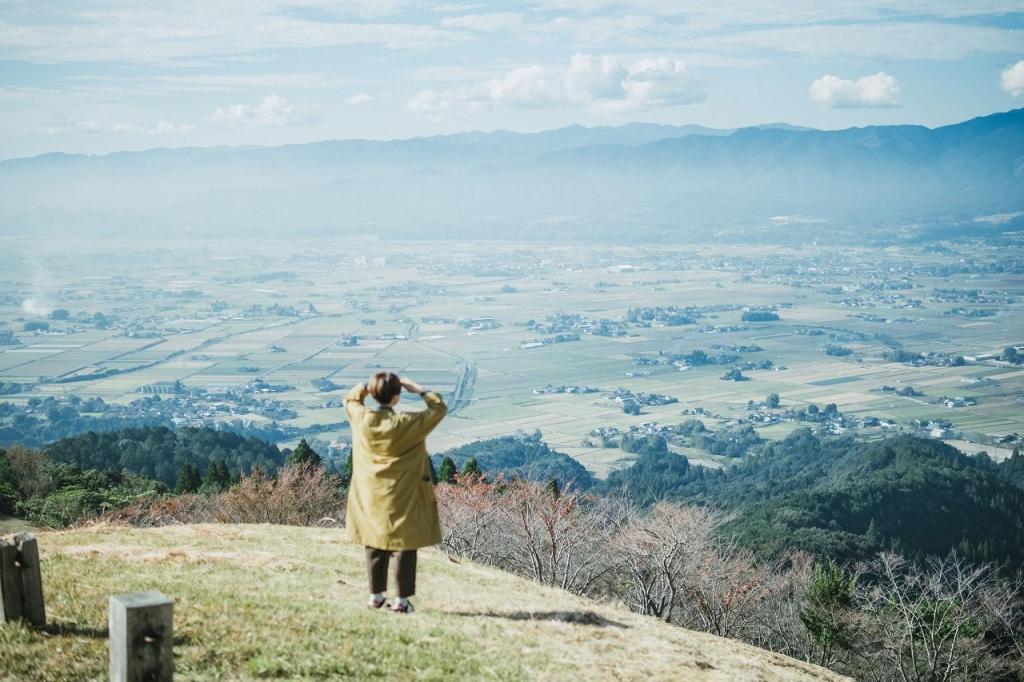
[4,108,1019,165]
[0,523,847,680]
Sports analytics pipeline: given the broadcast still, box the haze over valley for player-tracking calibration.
[3,2,1024,679]
[3,109,1023,240]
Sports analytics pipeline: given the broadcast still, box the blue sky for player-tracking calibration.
[1,1,1022,159]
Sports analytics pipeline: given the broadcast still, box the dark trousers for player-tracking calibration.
[365,547,417,598]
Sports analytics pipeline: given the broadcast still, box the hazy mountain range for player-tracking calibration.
[2,109,1021,242]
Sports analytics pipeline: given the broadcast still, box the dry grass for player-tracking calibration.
[0,524,847,681]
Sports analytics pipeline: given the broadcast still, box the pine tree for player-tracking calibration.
[340,452,353,486]
[216,460,231,488]
[201,461,218,493]
[438,456,457,484]
[800,559,855,667]
[866,517,881,544]
[0,449,19,515]
[175,462,202,494]
[200,459,231,493]
[287,438,322,468]
[545,478,561,499]
[462,457,482,479]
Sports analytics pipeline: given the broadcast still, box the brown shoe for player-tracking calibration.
[367,596,388,610]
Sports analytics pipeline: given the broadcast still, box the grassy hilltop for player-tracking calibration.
[0,524,845,681]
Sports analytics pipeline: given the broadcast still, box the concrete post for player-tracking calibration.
[0,538,22,623]
[12,534,45,627]
[109,591,174,682]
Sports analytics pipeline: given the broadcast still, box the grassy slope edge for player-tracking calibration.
[0,524,846,681]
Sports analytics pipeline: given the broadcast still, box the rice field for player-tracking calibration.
[1,237,1021,476]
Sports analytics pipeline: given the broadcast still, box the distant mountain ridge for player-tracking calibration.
[1,109,1021,241]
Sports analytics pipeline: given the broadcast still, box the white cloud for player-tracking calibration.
[1001,60,1024,97]
[408,53,703,119]
[155,120,196,134]
[345,93,373,105]
[211,94,315,126]
[618,57,704,109]
[809,72,901,108]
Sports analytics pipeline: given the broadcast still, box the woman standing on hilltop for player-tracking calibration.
[344,372,448,614]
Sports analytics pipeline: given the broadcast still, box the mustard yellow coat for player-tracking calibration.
[343,383,447,550]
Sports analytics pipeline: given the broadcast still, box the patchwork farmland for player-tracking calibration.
[1,236,1021,476]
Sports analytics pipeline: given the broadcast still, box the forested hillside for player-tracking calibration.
[433,432,594,489]
[9,424,1024,572]
[43,426,284,486]
[599,430,1024,570]
[0,427,287,527]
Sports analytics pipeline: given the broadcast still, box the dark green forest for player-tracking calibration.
[43,426,284,487]
[432,431,595,489]
[599,428,1024,571]
[0,447,165,528]
[0,426,288,527]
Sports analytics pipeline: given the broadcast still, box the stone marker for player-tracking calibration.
[12,534,45,627]
[0,537,22,623]
[109,591,174,682]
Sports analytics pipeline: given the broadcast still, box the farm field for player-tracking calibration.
[1,236,1021,478]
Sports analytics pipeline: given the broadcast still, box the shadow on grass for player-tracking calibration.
[40,621,108,639]
[40,621,195,646]
[447,610,628,628]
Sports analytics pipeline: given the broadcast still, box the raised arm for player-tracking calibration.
[401,377,448,437]
[344,382,370,422]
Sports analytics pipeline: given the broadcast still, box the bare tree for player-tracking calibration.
[748,552,829,665]
[219,463,342,525]
[672,534,779,640]
[613,503,724,621]
[496,480,628,595]
[435,473,508,564]
[850,553,1021,682]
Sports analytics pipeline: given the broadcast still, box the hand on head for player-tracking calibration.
[367,372,427,406]
[399,377,424,394]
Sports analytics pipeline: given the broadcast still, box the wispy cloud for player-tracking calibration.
[1001,60,1024,97]
[809,73,901,108]
[2,1,1021,157]
[0,4,463,64]
[683,22,1023,61]
[345,93,374,105]
[528,1,1024,28]
[211,94,318,127]
[439,13,524,31]
[41,119,195,136]
[408,53,703,119]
